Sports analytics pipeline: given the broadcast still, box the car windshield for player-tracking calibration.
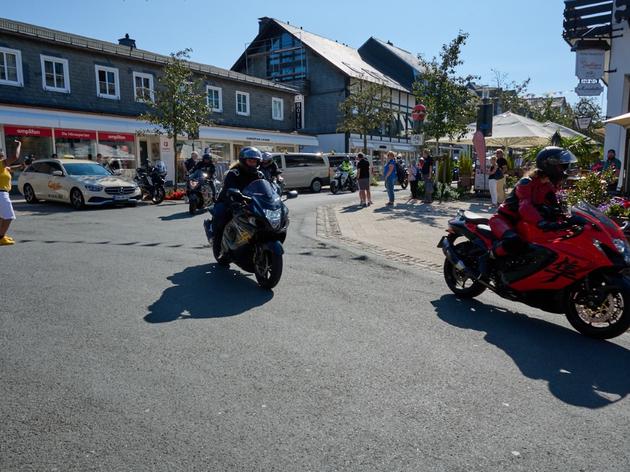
[243,179,280,209]
[63,163,112,176]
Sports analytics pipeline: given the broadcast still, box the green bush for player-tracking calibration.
[436,155,454,184]
[459,155,472,176]
[566,169,613,207]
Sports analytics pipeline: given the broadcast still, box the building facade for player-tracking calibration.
[0,17,317,184]
[563,1,630,191]
[232,18,419,159]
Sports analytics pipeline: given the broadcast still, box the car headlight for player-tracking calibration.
[264,208,282,229]
[85,184,103,192]
[613,238,630,265]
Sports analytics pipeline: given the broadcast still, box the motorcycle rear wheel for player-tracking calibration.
[443,241,486,298]
[566,275,630,339]
[254,246,283,289]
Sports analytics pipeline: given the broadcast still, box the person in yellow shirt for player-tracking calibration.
[0,140,21,245]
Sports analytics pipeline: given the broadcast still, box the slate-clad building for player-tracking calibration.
[0,17,317,183]
[232,17,421,158]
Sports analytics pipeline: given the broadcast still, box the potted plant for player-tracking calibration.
[458,152,473,190]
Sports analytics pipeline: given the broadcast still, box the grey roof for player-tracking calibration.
[269,19,410,92]
[0,17,297,94]
[370,37,425,74]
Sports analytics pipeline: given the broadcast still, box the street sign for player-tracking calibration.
[410,134,423,146]
[575,116,592,130]
[575,81,604,97]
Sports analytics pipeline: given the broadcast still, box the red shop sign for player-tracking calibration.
[4,125,53,137]
[56,128,97,140]
[99,132,135,142]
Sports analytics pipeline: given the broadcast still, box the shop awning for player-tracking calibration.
[605,112,630,128]
[0,104,319,146]
[350,138,417,152]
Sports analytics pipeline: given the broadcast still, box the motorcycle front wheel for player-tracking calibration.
[254,245,283,289]
[152,186,165,204]
[400,179,408,190]
[566,275,630,339]
[330,180,339,194]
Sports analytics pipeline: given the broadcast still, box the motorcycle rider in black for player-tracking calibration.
[192,153,217,200]
[260,152,282,182]
[211,147,265,238]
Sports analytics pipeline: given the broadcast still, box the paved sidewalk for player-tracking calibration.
[317,185,495,272]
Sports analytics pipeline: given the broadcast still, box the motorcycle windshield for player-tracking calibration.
[574,201,618,232]
[188,170,206,180]
[243,179,281,210]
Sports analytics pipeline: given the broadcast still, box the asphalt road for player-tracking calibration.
[2,191,630,471]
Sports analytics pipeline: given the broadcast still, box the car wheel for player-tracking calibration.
[310,178,322,193]
[23,184,38,203]
[70,188,85,210]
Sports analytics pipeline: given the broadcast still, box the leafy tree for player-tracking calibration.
[490,69,532,115]
[139,49,211,183]
[337,80,395,154]
[413,32,479,154]
[529,97,575,128]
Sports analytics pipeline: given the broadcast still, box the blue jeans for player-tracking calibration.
[385,179,395,203]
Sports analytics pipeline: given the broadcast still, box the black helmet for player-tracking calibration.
[535,146,578,184]
[202,153,212,161]
[238,147,262,174]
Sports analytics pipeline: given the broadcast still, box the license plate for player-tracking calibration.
[113,195,128,201]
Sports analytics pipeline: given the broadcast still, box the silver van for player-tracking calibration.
[271,153,330,193]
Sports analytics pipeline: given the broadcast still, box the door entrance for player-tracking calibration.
[139,140,149,168]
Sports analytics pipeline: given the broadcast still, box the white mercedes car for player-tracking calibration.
[18,158,141,209]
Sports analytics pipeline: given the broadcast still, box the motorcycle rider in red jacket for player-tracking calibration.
[476,147,578,278]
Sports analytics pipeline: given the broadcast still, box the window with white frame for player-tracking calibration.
[40,55,69,93]
[0,47,23,86]
[206,85,223,112]
[133,72,154,102]
[236,91,250,116]
[272,97,284,121]
[95,65,120,99]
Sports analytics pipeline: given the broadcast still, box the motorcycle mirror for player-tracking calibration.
[287,190,298,199]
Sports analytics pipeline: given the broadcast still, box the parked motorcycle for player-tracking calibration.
[186,169,219,215]
[134,163,166,204]
[438,202,630,339]
[397,162,409,189]
[203,180,298,289]
[330,168,357,194]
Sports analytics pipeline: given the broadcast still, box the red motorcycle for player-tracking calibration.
[438,202,630,339]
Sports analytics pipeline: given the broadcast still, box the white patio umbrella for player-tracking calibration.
[605,112,630,128]
[430,112,589,148]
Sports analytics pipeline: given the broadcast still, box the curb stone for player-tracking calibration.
[316,205,444,274]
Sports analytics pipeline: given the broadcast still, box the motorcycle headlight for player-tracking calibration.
[264,208,282,229]
[85,184,103,192]
[189,180,199,189]
[613,238,630,265]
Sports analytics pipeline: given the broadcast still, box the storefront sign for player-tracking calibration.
[575,49,605,80]
[56,128,97,140]
[575,80,604,97]
[99,132,135,141]
[245,136,272,142]
[4,125,52,137]
[295,102,303,130]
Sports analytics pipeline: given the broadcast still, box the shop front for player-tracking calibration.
[97,132,137,175]
[55,128,97,159]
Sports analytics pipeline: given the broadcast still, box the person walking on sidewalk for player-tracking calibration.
[408,159,418,199]
[356,152,371,207]
[384,151,397,206]
[421,149,434,203]
[488,155,502,207]
[495,148,508,204]
[0,140,21,246]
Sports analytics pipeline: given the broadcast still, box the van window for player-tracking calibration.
[285,154,323,168]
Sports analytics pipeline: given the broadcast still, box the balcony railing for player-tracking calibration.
[563,0,614,45]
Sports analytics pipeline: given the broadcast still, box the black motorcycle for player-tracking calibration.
[396,162,409,189]
[134,165,166,204]
[203,180,298,289]
[186,169,219,215]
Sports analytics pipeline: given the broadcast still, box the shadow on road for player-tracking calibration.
[431,294,630,409]
[158,211,195,221]
[144,263,273,323]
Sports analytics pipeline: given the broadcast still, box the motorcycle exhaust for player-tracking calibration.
[438,236,467,271]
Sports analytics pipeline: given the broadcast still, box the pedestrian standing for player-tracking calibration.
[383,151,397,206]
[421,149,434,203]
[408,159,418,199]
[356,152,371,207]
[488,155,502,207]
[0,140,21,246]
[495,148,508,203]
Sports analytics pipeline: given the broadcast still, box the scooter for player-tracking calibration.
[438,202,630,339]
[134,165,166,204]
[330,168,357,194]
[203,180,298,289]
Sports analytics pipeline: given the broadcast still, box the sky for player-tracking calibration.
[1,0,601,108]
